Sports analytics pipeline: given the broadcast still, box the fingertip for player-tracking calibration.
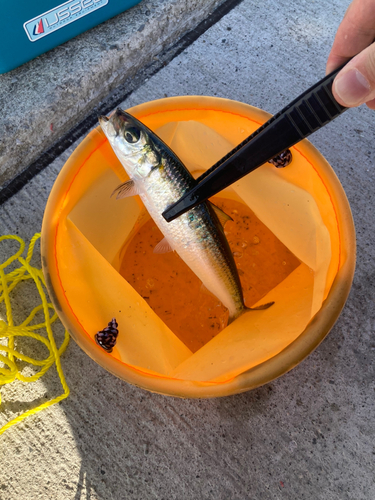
[332,68,371,107]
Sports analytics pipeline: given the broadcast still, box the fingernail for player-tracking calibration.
[334,69,371,106]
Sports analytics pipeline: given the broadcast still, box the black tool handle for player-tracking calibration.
[196,63,348,184]
[163,64,348,222]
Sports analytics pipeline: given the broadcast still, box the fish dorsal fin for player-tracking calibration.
[153,237,173,254]
[111,180,140,199]
[209,202,233,227]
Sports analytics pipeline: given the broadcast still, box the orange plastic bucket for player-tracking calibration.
[41,96,356,397]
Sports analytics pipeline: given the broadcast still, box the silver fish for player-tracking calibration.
[99,109,271,322]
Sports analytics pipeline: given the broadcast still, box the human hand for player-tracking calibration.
[326,0,375,109]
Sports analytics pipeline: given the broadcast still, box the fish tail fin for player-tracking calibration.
[227,301,275,325]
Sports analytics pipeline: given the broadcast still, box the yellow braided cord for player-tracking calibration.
[0,234,70,435]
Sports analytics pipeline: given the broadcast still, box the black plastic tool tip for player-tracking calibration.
[162,189,201,222]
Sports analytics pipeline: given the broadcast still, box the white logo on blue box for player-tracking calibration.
[24,0,109,42]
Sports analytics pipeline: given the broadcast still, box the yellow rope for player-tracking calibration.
[0,234,70,435]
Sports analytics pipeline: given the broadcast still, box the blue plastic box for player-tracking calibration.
[0,0,142,74]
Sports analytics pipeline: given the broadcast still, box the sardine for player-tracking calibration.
[99,109,272,322]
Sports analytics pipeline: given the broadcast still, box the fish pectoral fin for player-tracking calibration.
[209,202,233,227]
[247,301,275,311]
[153,237,174,254]
[111,180,140,199]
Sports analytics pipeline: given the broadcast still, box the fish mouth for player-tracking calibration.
[98,115,109,125]
[100,108,136,135]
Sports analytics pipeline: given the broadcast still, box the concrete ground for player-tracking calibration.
[0,0,374,499]
[0,0,225,192]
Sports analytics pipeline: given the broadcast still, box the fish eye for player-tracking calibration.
[124,127,141,143]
